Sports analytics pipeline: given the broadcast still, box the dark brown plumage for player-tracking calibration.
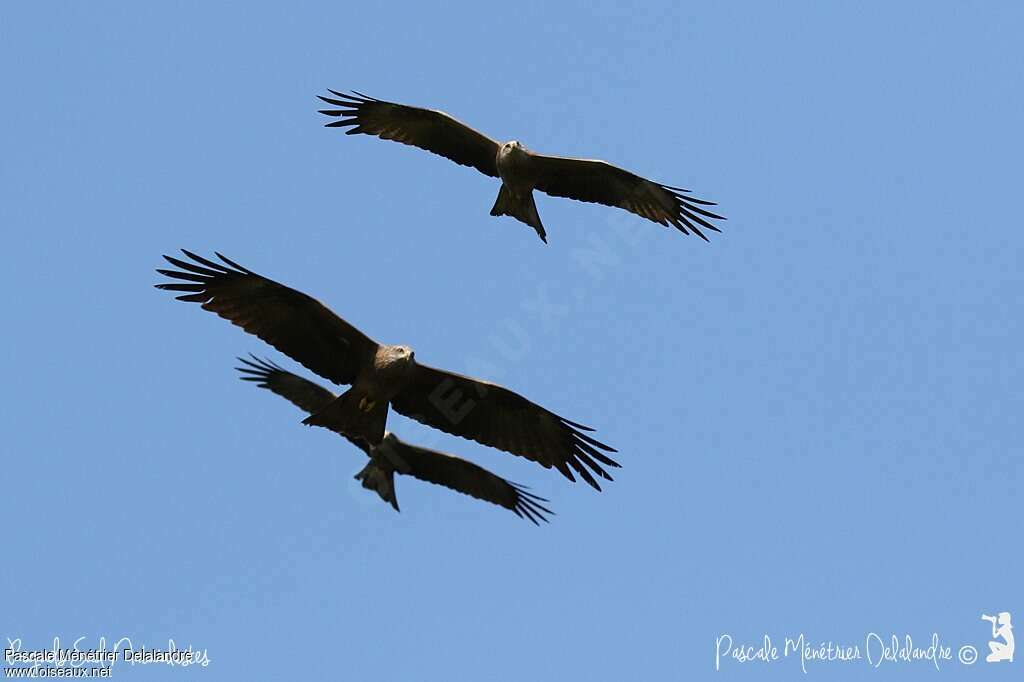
[156,251,619,490]
[318,90,725,242]
[237,355,552,523]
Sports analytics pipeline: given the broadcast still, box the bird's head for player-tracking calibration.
[391,345,415,365]
[502,140,526,154]
[376,344,416,376]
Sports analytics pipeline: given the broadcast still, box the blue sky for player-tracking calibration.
[2,2,1021,680]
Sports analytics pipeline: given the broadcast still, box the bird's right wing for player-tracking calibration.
[156,250,378,386]
[391,363,619,490]
[385,435,553,524]
[318,90,501,178]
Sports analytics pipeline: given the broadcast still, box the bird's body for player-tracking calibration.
[318,90,725,243]
[373,432,415,475]
[495,140,532,189]
[491,140,546,240]
[304,343,416,443]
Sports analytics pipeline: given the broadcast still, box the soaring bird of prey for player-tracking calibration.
[236,355,552,523]
[317,90,725,243]
[156,250,619,490]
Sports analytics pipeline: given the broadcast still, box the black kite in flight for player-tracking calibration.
[317,90,725,243]
[236,355,552,523]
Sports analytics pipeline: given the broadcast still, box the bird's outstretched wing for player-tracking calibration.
[318,90,500,178]
[529,153,725,240]
[236,355,338,415]
[385,434,553,524]
[236,355,372,457]
[235,358,551,522]
[390,364,619,490]
[156,251,378,386]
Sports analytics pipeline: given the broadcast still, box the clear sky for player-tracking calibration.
[2,2,1021,680]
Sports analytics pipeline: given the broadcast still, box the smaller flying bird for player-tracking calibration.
[318,90,725,243]
[155,250,619,490]
[236,355,552,523]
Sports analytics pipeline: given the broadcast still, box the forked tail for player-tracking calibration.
[354,458,399,512]
[490,185,547,242]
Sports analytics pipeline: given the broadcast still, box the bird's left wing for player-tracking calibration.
[529,153,725,240]
[390,364,619,490]
[318,90,501,178]
[236,354,338,415]
[385,435,553,524]
[234,355,372,457]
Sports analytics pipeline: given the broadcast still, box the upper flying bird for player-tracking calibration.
[236,355,552,523]
[317,90,725,243]
[156,250,619,490]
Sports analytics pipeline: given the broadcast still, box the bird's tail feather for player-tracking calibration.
[301,389,388,445]
[490,185,547,242]
[354,458,399,512]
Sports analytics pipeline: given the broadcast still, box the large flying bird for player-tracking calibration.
[236,355,552,523]
[156,250,619,490]
[317,90,725,243]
